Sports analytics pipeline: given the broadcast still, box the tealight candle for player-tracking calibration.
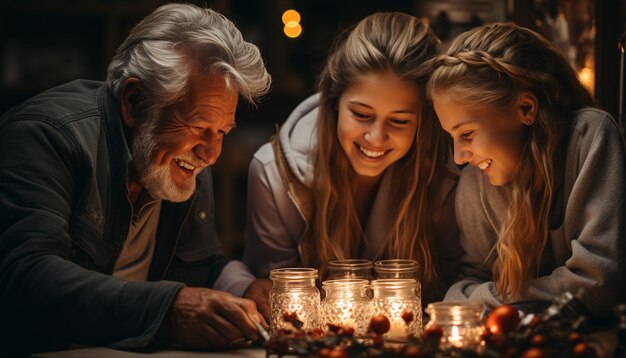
[448,325,462,347]
[388,316,408,338]
[425,301,485,350]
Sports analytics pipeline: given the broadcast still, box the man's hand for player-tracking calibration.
[243,278,272,323]
[159,287,267,349]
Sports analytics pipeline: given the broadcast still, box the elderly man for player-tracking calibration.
[0,3,271,356]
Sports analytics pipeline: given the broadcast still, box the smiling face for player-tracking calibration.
[337,71,419,179]
[432,92,531,186]
[131,73,238,202]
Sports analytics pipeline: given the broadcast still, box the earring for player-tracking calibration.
[525,120,533,125]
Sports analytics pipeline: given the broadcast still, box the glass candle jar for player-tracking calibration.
[374,259,419,280]
[269,268,320,335]
[320,279,370,337]
[425,301,485,350]
[370,279,422,340]
[327,259,373,280]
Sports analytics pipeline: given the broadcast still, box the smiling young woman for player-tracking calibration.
[241,12,462,319]
[428,22,626,317]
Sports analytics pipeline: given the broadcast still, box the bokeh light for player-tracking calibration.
[283,23,302,38]
[577,67,595,95]
[282,9,301,25]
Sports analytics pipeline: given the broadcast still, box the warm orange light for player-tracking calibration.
[285,20,299,28]
[578,67,595,95]
[282,9,301,25]
[283,23,302,38]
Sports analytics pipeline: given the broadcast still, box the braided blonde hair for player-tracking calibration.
[427,23,593,300]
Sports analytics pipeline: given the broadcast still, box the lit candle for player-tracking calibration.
[320,279,370,336]
[448,325,463,348]
[387,317,407,339]
[425,301,484,350]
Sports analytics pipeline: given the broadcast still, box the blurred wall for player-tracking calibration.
[4,0,620,261]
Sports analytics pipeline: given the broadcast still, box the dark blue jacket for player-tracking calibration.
[0,80,230,355]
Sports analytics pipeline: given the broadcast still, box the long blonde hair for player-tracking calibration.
[301,12,450,287]
[427,23,594,300]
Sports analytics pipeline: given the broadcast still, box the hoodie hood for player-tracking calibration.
[279,93,320,187]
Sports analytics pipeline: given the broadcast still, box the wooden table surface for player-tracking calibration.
[31,347,267,358]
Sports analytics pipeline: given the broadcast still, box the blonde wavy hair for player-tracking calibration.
[301,12,451,288]
[427,23,594,300]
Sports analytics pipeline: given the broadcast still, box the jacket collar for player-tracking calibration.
[98,86,133,182]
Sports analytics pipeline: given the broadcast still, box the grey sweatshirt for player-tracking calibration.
[445,108,626,317]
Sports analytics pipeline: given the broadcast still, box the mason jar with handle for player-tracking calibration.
[370,278,422,340]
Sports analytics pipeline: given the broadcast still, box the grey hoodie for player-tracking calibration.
[444,108,626,317]
[242,94,462,303]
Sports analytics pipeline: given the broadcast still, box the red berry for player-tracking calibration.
[485,305,520,334]
[402,310,414,324]
[318,348,331,358]
[282,310,298,322]
[484,332,508,351]
[423,325,444,343]
[530,334,549,347]
[340,327,355,338]
[521,348,549,358]
[369,315,391,335]
[389,347,403,354]
[568,332,584,345]
[528,315,542,328]
[372,334,384,348]
[572,343,598,358]
[404,345,426,358]
[328,347,349,358]
[309,328,325,339]
[327,323,342,333]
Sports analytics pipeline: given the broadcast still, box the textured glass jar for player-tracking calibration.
[370,279,422,340]
[269,268,320,335]
[374,259,419,280]
[327,259,373,280]
[320,279,370,337]
[425,301,485,350]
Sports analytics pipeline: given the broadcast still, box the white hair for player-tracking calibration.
[106,3,270,113]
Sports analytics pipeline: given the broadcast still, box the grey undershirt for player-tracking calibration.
[113,190,161,281]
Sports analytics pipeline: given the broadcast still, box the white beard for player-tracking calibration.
[131,114,197,202]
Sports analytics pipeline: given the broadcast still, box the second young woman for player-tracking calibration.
[428,23,625,316]
[242,12,461,316]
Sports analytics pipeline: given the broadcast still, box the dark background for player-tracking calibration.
[1,0,624,260]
